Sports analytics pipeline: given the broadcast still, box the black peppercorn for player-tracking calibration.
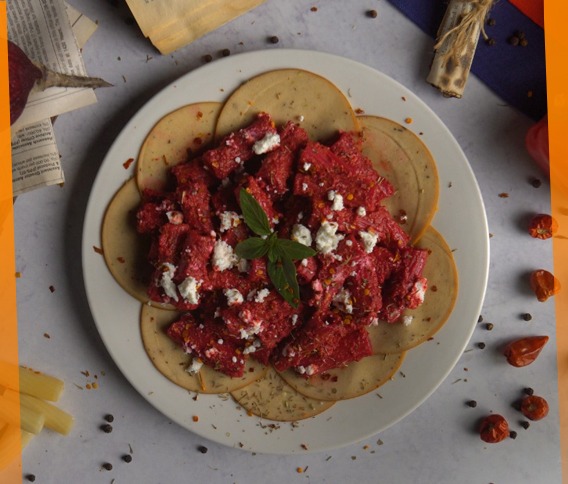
[101,424,113,433]
[102,463,113,471]
[122,454,133,463]
[198,445,208,454]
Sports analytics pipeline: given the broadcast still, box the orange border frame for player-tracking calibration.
[0,1,22,481]
[546,0,568,481]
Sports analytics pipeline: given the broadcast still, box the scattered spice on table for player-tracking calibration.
[477,342,486,349]
[466,400,478,408]
[503,336,549,367]
[485,323,494,331]
[221,48,231,57]
[520,395,549,421]
[524,387,534,396]
[197,445,208,454]
[367,9,378,18]
[122,454,133,463]
[43,333,50,339]
[123,158,134,169]
[49,285,55,293]
[202,54,213,63]
[509,430,518,439]
[101,424,113,433]
[93,245,103,255]
[478,315,484,323]
[520,420,530,429]
[528,214,558,239]
[530,269,561,302]
[104,414,114,423]
[498,192,509,198]
[522,313,532,321]
[102,463,113,471]
[25,475,36,482]
[479,414,509,443]
[530,177,542,188]
[269,35,279,44]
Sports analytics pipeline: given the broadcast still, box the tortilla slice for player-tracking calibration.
[368,226,459,354]
[101,178,157,305]
[231,367,334,421]
[359,115,439,242]
[140,304,268,393]
[277,353,404,402]
[136,102,222,192]
[214,69,359,142]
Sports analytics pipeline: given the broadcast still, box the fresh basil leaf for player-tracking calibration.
[267,255,300,307]
[239,188,272,236]
[276,238,316,260]
[235,237,269,260]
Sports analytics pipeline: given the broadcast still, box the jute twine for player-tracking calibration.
[434,0,494,62]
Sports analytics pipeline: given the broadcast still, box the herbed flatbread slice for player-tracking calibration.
[140,304,268,394]
[136,102,222,192]
[277,353,405,402]
[368,226,458,354]
[231,367,334,421]
[359,115,439,242]
[214,69,359,142]
[101,178,157,305]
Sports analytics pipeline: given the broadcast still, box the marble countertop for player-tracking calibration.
[13,1,560,483]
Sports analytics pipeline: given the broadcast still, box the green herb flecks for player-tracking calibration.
[235,189,315,307]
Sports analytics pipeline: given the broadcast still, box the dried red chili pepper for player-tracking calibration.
[528,214,558,239]
[530,269,561,302]
[520,395,549,421]
[503,335,549,367]
[479,414,509,443]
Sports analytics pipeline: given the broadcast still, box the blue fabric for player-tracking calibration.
[387,0,547,120]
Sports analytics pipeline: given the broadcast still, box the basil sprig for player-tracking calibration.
[235,189,316,307]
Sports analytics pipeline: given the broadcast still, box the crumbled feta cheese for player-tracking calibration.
[254,288,270,303]
[158,263,178,301]
[402,315,414,326]
[357,206,367,217]
[232,356,238,363]
[359,230,379,253]
[212,239,238,271]
[370,317,379,326]
[219,211,241,232]
[302,182,308,192]
[333,287,353,314]
[166,211,183,224]
[315,221,344,254]
[345,239,353,247]
[303,162,312,171]
[224,288,244,306]
[235,156,242,164]
[291,314,298,326]
[237,258,250,273]
[412,278,427,305]
[297,115,305,122]
[291,224,313,247]
[301,258,308,267]
[296,365,306,375]
[327,190,344,211]
[297,211,304,221]
[217,338,224,345]
[186,358,203,375]
[243,345,256,355]
[252,132,281,154]
[204,347,219,358]
[238,321,263,339]
[178,276,201,304]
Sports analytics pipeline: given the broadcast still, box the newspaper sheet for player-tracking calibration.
[8,1,97,196]
[125,0,265,54]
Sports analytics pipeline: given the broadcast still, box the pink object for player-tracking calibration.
[525,116,549,176]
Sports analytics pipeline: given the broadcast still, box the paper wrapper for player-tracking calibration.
[125,0,266,54]
[427,0,493,98]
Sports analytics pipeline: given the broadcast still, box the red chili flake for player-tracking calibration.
[192,415,199,422]
[15,272,21,278]
[498,192,509,198]
[310,6,318,12]
[355,108,365,114]
[530,269,561,302]
[123,158,134,169]
[116,256,126,264]
[93,246,104,255]
[503,336,548,367]
[49,285,55,293]
[528,214,558,239]
[479,414,509,443]
[520,395,549,420]
[43,333,50,339]
[193,137,203,146]
[404,117,413,124]
[300,443,308,450]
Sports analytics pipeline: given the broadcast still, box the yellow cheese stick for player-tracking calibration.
[0,392,45,435]
[3,389,74,435]
[0,362,64,402]
[18,366,64,402]
[0,424,21,470]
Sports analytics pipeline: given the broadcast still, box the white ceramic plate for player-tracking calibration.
[82,49,489,454]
